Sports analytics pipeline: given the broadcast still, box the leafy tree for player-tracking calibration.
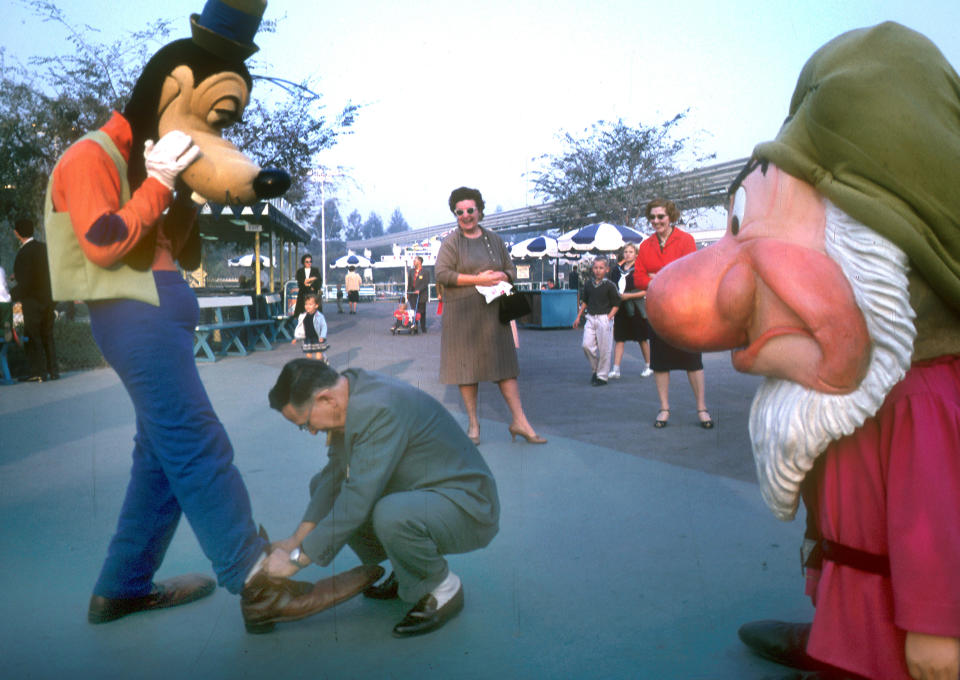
[305,197,345,270]
[529,112,713,231]
[362,211,383,239]
[313,198,344,241]
[387,208,410,233]
[1,1,177,231]
[225,87,359,223]
[344,209,364,241]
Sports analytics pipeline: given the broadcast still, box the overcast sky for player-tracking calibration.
[3,0,958,232]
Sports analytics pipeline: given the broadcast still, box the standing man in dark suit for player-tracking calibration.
[266,359,500,637]
[12,219,57,381]
[407,255,430,333]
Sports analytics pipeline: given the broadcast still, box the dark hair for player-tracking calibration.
[303,293,318,304]
[645,198,680,223]
[301,253,313,265]
[269,359,340,411]
[448,186,485,218]
[414,255,423,265]
[348,266,355,272]
[13,218,34,239]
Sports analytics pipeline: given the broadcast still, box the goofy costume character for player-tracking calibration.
[46,0,380,633]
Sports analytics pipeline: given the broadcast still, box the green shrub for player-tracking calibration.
[5,317,106,376]
[54,319,107,371]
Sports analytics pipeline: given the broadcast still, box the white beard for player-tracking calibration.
[749,201,917,520]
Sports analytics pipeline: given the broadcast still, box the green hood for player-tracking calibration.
[754,22,960,314]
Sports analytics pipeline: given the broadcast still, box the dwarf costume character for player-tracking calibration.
[646,23,960,680]
[46,0,379,632]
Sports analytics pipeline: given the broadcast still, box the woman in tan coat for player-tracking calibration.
[435,187,545,445]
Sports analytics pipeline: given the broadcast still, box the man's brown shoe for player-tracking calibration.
[241,564,384,634]
[88,573,216,624]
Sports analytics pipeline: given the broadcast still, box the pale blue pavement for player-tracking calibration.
[0,302,814,679]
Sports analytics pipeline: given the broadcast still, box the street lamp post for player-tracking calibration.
[315,167,343,298]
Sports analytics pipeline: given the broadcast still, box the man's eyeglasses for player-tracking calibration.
[298,401,316,432]
[455,208,476,216]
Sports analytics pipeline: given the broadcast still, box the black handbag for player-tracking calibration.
[498,290,531,323]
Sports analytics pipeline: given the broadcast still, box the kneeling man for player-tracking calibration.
[265,359,500,637]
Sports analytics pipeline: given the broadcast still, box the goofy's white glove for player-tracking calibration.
[144,130,201,190]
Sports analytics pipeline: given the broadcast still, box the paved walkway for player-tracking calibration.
[0,301,813,679]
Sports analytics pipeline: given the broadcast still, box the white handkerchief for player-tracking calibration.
[475,281,514,303]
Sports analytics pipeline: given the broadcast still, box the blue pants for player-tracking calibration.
[89,271,266,597]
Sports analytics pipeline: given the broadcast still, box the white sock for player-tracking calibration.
[430,570,461,607]
[612,364,619,371]
[244,552,268,585]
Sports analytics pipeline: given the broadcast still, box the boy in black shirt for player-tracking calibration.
[572,258,620,385]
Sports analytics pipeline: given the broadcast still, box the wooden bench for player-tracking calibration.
[263,292,293,342]
[193,296,273,362]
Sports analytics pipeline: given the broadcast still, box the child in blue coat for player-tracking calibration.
[293,294,328,361]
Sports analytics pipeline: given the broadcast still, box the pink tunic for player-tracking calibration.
[805,355,960,679]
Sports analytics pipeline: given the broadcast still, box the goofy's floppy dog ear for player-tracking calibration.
[157,68,189,119]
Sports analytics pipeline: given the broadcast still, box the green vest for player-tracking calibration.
[45,130,160,306]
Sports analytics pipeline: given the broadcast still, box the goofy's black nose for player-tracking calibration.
[253,167,291,199]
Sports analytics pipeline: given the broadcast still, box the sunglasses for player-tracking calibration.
[455,208,476,216]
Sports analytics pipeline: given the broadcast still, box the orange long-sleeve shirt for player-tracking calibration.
[49,112,184,271]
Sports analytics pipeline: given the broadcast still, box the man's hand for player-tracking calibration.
[905,631,959,680]
[270,536,300,554]
[144,130,201,190]
[264,548,301,578]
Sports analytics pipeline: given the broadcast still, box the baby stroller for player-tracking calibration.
[391,293,421,335]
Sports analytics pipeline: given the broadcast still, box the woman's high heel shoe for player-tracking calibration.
[654,409,670,428]
[509,426,547,444]
[466,427,481,445]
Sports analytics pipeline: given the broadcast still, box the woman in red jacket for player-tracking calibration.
[635,199,713,429]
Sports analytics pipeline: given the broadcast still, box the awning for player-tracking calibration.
[197,199,311,244]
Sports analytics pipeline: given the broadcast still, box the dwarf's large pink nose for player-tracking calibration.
[648,233,871,392]
[646,236,754,352]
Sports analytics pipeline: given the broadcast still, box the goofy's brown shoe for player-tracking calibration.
[241,564,384,634]
[88,573,216,624]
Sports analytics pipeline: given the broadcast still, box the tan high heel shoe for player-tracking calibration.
[466,427,481,445]
[508,425,547,444]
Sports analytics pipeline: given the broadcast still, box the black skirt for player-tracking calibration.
[649,326,703,372]
[613,307,650,342]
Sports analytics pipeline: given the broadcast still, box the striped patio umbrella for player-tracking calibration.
[227,253,276,267]
[510,235,559,259]
[331,253,373,268]
[557,222,646,253]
